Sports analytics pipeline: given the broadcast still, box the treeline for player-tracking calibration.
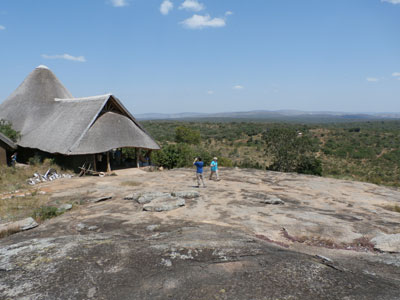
[143,120,400,187]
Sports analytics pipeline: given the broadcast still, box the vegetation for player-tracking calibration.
[0,119,20,142]
[32,206,61,222]
[142,119,400,187]
[263,128,322,175]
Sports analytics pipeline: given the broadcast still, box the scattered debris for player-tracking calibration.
[27,168,73,185]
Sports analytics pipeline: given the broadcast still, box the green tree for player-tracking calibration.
[175,126,201,145]
[263,128,322,176]
[152,143,194,169]
[0,119,20,142]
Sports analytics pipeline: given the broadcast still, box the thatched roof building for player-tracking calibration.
[0,66,160,157]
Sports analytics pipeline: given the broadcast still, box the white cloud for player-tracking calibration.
[233,85,244,89]
[41,54,86,62]
[110,0,128,7]
[381,0,400,4]
[392,72,400,77]
[207,90,214,95]
[0,25,5,30]
[179,0,205,11]
[160,0,173,15]
[366,77,379,82]
[225,11,233,16]
[181,14,226,29]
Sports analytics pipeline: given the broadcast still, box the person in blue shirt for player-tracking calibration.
[193,157,206,188]
[209,157,220,181]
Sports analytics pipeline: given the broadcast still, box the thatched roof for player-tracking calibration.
[0,66,160,155]
[0,132,16,149]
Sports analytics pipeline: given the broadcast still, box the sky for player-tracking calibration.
[0,0,399,114]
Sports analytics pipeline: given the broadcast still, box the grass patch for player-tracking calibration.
[0,159,69,194]
[0,225,21,239]
[382,204,400,213]
[0,194,49,223]
[32,206,62,222]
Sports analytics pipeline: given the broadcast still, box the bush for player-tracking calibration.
[152,143,194,169]
[32,206,61,221]
[263,128,322,176]
[218,157,233,167]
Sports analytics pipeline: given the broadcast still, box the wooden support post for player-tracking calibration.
[136,148,140,168]
[107,152,111,173]
[147,150,152,166]
[93,154,97,172]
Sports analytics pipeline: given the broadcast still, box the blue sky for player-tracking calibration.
[0,0,399,114]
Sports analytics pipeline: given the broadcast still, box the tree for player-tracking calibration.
[175,126,201,145]
[152,143,194,169]
[0,119,20,142]
[263,128,322,176]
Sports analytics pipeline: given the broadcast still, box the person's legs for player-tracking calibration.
[209,171,214,180]
[196,173,201,186]
[215,170,220,180]
[200,174,206,187]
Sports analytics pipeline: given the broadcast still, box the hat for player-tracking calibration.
[213,157,218,160]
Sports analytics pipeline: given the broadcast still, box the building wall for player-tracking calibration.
[0,145,7,165]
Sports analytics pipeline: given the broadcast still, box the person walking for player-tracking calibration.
[11,152,17,167]
[209,157,220,181]
[193,157,206,188]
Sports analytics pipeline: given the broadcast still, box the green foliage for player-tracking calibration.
[0,119,20,142]
[263,128,322,175]
[218,156,233,167]
[152,143,194,169]
[142,119,400,186]
[28,155,41,166]
[175,126,201,145]
[32,206,61,221]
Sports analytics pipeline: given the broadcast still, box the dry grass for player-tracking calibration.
[382,204,400,213]
[0,160,71,223]
[0,194,49,223]
[0,159,66,194]
[0,225,21,239]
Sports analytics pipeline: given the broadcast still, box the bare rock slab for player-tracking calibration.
[371,233,400,253]
[0,217,38,234]
[143,197,185,212]
[137,192,171,204]
[57,204,72,212]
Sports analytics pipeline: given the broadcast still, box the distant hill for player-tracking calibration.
[136,110,400,123]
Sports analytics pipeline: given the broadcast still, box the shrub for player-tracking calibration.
[263,128,322,175]
[152,143,194,169]
[32,206,61,221]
